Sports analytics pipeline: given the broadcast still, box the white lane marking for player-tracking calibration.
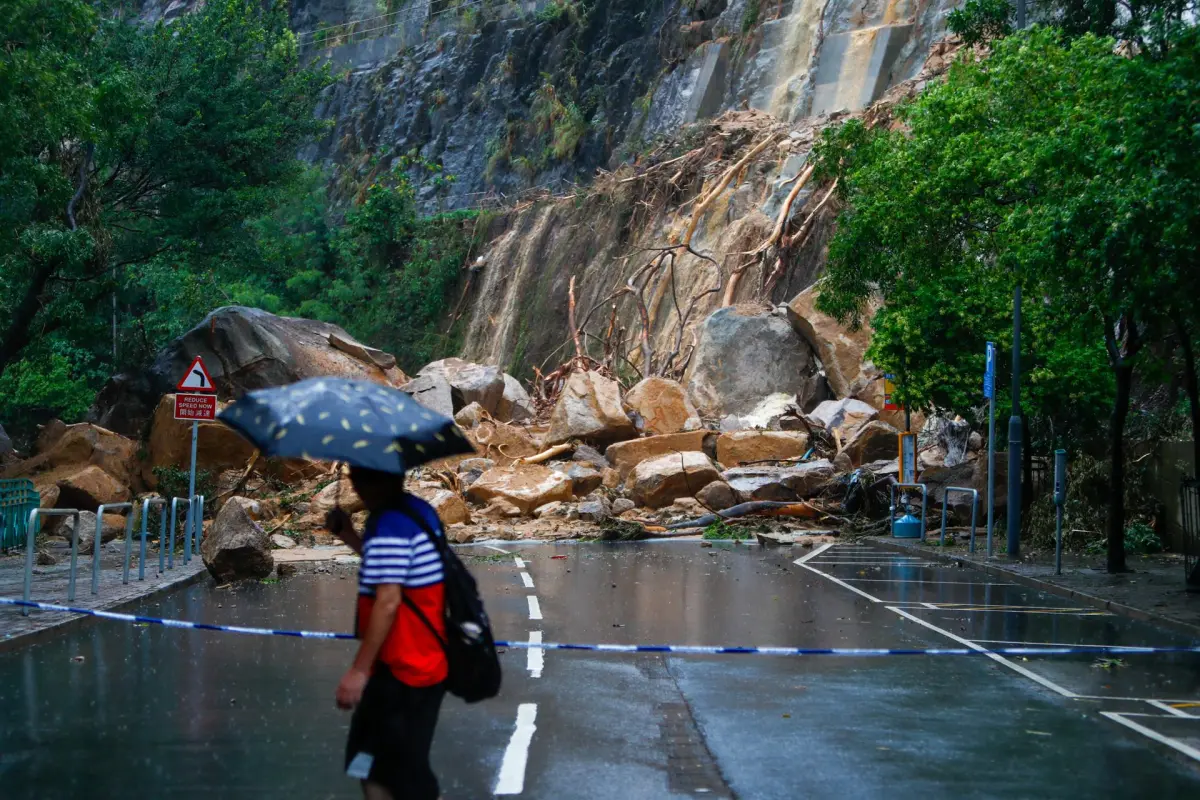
[1076,694,1200,703]
[1099,712,1200,764]
[1147,700,1195,718]
[527,596,543,620]
[794,559,883,603]
[795,542,835,564]
[921,602,939,609]
[485,545,512,554]
[972,639,1157,651]
[842,579,1016,585]
[887,606,1075,698]
[807,561,942,566]
[527,631,544,678]
[521,572,535,589]
[495,703,539,794]
[514,556,526,568]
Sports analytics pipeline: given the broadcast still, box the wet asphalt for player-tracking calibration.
[1,539,1199,798]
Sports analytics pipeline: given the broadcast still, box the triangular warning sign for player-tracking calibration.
[177,356,216,392]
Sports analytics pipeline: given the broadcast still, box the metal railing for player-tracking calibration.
[1182,478,1200,591]
[1,478,39,552]
[17,495,207,615]
[889,483,928,539]
[940,487,980,553]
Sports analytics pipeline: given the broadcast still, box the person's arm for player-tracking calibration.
[324,509,363,555]
[336,582,401,709]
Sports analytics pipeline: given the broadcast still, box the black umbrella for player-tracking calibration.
[217,377,474,474]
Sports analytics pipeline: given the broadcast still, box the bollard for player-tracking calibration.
[192,495,205,558]
[135,497,168,582]
[167,498,187,570]
[1054,449,1067,575]
[940,488,980,552]
[23,509,80,615]
[94,503,134,594]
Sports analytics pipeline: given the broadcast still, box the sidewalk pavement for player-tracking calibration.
[872,534,1200,637]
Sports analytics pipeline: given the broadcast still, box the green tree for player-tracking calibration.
[814,26,1200,570]
[0,0,329,414]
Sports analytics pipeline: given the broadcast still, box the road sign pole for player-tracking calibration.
[186,420,198,558]
[1007,284,1023,560]
[984,342,996,558]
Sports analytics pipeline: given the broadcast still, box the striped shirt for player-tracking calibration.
[356,497,448,686]
[358,503,445,595]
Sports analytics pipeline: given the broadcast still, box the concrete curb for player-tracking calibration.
[0,567,210,654]
[868,537,1200,640]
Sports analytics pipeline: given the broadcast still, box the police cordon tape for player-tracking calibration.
[4,598,1199,657]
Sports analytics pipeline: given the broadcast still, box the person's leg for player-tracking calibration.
[368,679,446,800]
[363,781,394,800]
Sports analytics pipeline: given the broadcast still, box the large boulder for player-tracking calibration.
[921,462,979,523]
[496,374,535,424]
[201,496,273,582]
[62,511,128,555]
[722,459,835,501]
[465,465,574,514]
[686,304,823,419]
[622,377,701,436]
[0,423,15,464]
[406,358,505,417]
[4,422,138,487]
[718,393,797,432]
[629,452,721,509]
[310,480,365,516]
[549,462,605,496]
[809,398,879,444]
[427,490,472,525]
[605,430,714,478]
[840,420,901,467]
[465,421,540,466]
[787,285,877,399]
[545,371,636,446]
[716,431,809,467]
[56,466,130,511]
[90,307,407,437]
[696,480,737,511]
[146,394,258,480]
[401,371,455,418]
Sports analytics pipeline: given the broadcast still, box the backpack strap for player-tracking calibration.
[389,502,450,654]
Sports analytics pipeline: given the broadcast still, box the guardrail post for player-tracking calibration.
[193,495,205,558]
[94,503,134,594]
[940,488,980,552]
[168,498,186,570]
[23,509,81,615]
[139,497,168,581]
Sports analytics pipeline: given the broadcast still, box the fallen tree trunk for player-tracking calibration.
[666,500,822,530]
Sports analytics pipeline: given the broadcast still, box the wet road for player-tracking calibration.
[2,540,1199,798]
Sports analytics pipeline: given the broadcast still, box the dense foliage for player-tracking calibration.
[813,24,1200,570]
[0,1,483,443]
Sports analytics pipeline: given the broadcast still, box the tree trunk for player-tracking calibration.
[1107,361,1133,573]
[0,260,57,383]
[1177,319,1200,476]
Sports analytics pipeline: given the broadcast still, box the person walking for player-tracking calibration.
[326,467,448,800]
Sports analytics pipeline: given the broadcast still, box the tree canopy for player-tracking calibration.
[813,25,1200,569]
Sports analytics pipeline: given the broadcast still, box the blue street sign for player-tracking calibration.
[983,341,996,399]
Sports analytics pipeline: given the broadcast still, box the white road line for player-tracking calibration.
[1076,694,1200,703]
[1099,711,1200,763]
[887,606,1076,698]
[495,703,539,794]
[1147,700,1196,718]
[808,561,941,566]
[527,631,544,678]
[795,542,835,563]
[485,545,512,554]
[521,572,535,589]
[794,560,883,603]
[921,602,939,609]
[842,579,1016,585]
[972,639,1157,651]
[514,556,526,568]
[527,596,543,620]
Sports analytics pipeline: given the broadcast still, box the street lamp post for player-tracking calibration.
[1006,0,1028,560]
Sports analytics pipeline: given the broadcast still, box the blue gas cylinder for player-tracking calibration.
[892,513,922,539]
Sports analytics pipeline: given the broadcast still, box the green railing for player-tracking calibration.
[1,479,40,552]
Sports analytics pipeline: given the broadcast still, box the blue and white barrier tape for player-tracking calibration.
[4,598,1198,657]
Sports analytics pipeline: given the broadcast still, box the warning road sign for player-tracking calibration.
[177,356,215,393]
[173,394,217,421]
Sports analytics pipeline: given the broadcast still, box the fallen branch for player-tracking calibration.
[665,500,823,530]
[567,275,585,362]
[784,178,839,249]
[514,443,574,465]
[756,163,814,256]
[681,135,777,247]
[218,450,261,499]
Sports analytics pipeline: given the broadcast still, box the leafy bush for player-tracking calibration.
[702,520,756,540]
[947,0,1013,46]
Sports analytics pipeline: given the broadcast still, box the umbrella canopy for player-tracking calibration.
[217,377,474,474]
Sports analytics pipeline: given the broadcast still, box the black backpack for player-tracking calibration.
[394,506,502,703]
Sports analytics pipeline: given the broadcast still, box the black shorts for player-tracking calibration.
[345,668,446,800]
